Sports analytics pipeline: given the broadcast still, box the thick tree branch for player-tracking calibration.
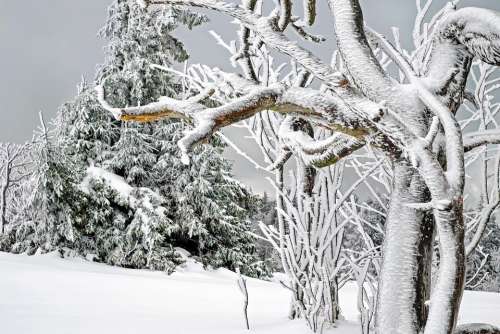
[366,23,465,193]
[463,129,500,152]
[278,0,292,31]
[277,117,365,168]
[236,0,258,82]
[143,0,417,157]
[96,80,383,163]
[455,323,500,334]
[425,7,500,105]
[328,0,394,101]
[148,0,344,86]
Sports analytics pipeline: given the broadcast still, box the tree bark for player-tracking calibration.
[424,201,465,334]
[376,160,434,334]
[0,164,10,234]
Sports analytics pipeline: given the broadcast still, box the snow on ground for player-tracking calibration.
[0,252,498,334]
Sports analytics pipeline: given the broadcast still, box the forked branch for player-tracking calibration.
[96,80,382,163]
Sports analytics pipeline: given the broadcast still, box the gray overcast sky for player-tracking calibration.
[1,0,499,194]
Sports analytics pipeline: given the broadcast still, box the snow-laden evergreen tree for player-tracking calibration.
[79,166,183,273]
[57,79,119,166]
[107,123,156,186]
[167,137,270,277]
[90,0,269,276]
[244,192,281,272]
[3,0,269,277]
[7,114,87,255]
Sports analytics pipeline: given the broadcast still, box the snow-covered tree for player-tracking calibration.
[0,140,38,253]
[89,0,267,276]
[2,0,268,277]
[20,113,87,254]
[0,142,33,234]
[57,79,119,166]
[97,0,500,332]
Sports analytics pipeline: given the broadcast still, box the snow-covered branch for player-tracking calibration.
[328,0,393,101]
[425,7,500,100]
[464,130,500,152]
[97,78,384,163]
[278,117,365,168]
[147,0,344,85]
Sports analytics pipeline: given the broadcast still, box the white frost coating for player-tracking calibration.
[416,79,465,191]
[95,84,196,121]
[435,8,500,67]
[81,166,133,201]
[408,10,500,331]
[367,14,464,193]
[464,129,500,152]
[149,0,345,85]
[81,166,165,216]
[424,8,500,112]
[217,132,272,172]
[423,116,440,147]
[137,0,149,9]
[278,116,364,167]
[382,18,500,333]
[186,32,368,329]
[97,76,381,165]
[455,323,500,334]
[465,153,500,256]
[328,0,394,102]
[366,20,465,193]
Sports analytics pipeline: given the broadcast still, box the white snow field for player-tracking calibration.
[0,251,498,334]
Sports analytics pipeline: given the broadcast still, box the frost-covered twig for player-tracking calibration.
[147,0,344,85]
[464,130,500,152]
[236,268,250,330]
[278,116,365,168]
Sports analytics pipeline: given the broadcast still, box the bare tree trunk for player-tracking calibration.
[0,166,10,234]
[288,161,316,321]
[376,161,434,333]
[425,202,465,334]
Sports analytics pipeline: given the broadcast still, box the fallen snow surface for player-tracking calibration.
[0,252,498,334]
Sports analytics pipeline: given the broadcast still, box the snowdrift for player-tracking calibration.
[0,252,498,334]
